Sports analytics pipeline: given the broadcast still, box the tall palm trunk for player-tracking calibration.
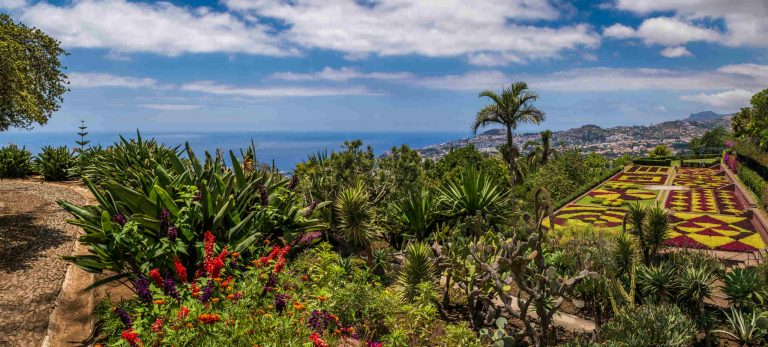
[506,125,516,206]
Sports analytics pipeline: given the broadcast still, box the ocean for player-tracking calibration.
[0,131,468,170]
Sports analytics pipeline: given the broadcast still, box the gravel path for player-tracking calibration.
[0,181,85,347]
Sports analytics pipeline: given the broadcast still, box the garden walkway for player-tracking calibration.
[0,180,90,347]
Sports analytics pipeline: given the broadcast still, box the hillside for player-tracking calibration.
[418,113,731,160]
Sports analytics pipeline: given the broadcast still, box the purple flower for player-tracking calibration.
[199,281,214,303]
[112,214,127,226]
[274,293,288,314]
[115,306,132,327]
[367,342,383,347]
[288,175,299,190]
[193,190,202,202]
[134,277,152,304]
[258,184,269,206]
[261,272,278,296]
[307,309,334,334]
[305,200,319,217]
[163,277,179,300]
[167,226,177,241]
[160,208,170,222]
[294,231,322,248]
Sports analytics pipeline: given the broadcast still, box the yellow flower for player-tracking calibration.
[292,302,306,311]
[153,299,166,305]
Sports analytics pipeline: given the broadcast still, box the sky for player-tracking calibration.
[2,0,768,134]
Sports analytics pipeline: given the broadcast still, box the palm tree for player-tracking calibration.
[473,82,545,206]
[540,130,552,165]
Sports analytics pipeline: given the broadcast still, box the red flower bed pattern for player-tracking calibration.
[672,168,730,189]
[665,184,746,215]
[625,165,672,175]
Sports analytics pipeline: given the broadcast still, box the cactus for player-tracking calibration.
[479,317,517,347]
[468,187,596,347]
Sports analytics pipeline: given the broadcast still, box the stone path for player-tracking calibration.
[0,181,85,347]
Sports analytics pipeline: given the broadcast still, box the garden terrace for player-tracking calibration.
[548,164,768,253]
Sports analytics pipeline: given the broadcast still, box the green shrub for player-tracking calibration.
[440,322,483,347]
[723,267,768,310]
[601,305,696,346]
[738,165,767,207]
[69,145,105,179]
[34,145,75,181]
[398,241,436,302]
[0,144,31,178]
[631,158,671,166]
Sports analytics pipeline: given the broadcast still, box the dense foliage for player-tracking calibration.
[733,88,768,151]
[0,144,31,178]
[0,14,68,131]
[34,145,75,181]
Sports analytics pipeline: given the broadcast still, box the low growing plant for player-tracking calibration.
[601,304,696,347]
[34,145,75,181]
[0,144,31,178]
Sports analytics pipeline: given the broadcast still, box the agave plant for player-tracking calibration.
[59,139,327,287]
[637,262,678,304]
[398,241,436,302]
[34,145,75,181]
[391,189,437,243]
[723,267,768,310]
[438,165,506,231]
[714,308,768,346]
[0,144,31,178]
[334,180,378,261]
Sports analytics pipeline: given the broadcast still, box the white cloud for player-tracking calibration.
[603,23,635,39]
[180,81,379,97]
[660,46,693,57]
[15,0,290,56]
[139,104,203,111]
[656,105,667,112]
[224,0,600,65]
[68,72,160,88]
[718,63,768,79]
[613,0,768,47]
[604,17,720,47]
[269,67,412,82]
[410,65,768,92]
[680,89,754,108]
[0,0,26,10]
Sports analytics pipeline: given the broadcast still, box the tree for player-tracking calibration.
[540,130,552,165]
[473,82,545,206]
[690,126,727,153]
[648,145,672,157]
[75,120,90,153]
[0,14,68,131]
[732,89,768,151]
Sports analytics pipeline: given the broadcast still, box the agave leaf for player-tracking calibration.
[153,185,180,216]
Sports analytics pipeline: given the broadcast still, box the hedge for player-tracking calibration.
[632,158,672,166]
[738,165,768,207]
[681,158,720,168]
[554,166,623,209]
[733,141,768,182]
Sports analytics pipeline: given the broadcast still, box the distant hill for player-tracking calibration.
[688,111,724,122]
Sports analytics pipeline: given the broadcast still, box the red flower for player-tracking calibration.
[151,318,163,333]
[177,306,190,319]
[121,328,142,347]
[273,257,286,273]
[173,257,188,283]
[148,269,163,288]
[205,247,229,278]
[309,331,329,347]
[204,231,215,260]
[221,275,233,288]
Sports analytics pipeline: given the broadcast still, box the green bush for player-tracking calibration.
[69,145,105,179]
[34,145,75,181]
[631,158,671,166]
[738,165,767,207]
[601,305,696,346]
[0,144,32,178]
[723,267,768,310]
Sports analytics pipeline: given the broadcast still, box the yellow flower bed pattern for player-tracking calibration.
[542,205,625,232]
[667,212,765,251]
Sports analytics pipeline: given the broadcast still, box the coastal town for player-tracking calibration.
[418,111,732,160]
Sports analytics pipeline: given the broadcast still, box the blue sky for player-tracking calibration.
[2,0,767,133]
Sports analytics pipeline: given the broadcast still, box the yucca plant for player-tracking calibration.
[637,262,678,304]
[34,145,75,181]
[392,189,437,243]
[601,305,696,347]
[714,308,768,346]
[334,180,378,262]
[438,165,506,232]
[724,267,768,310]
[58,139,327,287]
[642,206,670,264]
[398,241,436,302]
[0,144,31,178]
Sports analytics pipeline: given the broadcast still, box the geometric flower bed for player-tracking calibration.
[625,165,673,175]
[542,204,626,232]
[587,187,657,202]
[671,168,730,189]
[666,212,766,251]
[610,172,669,185]
[665,185,746,215]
